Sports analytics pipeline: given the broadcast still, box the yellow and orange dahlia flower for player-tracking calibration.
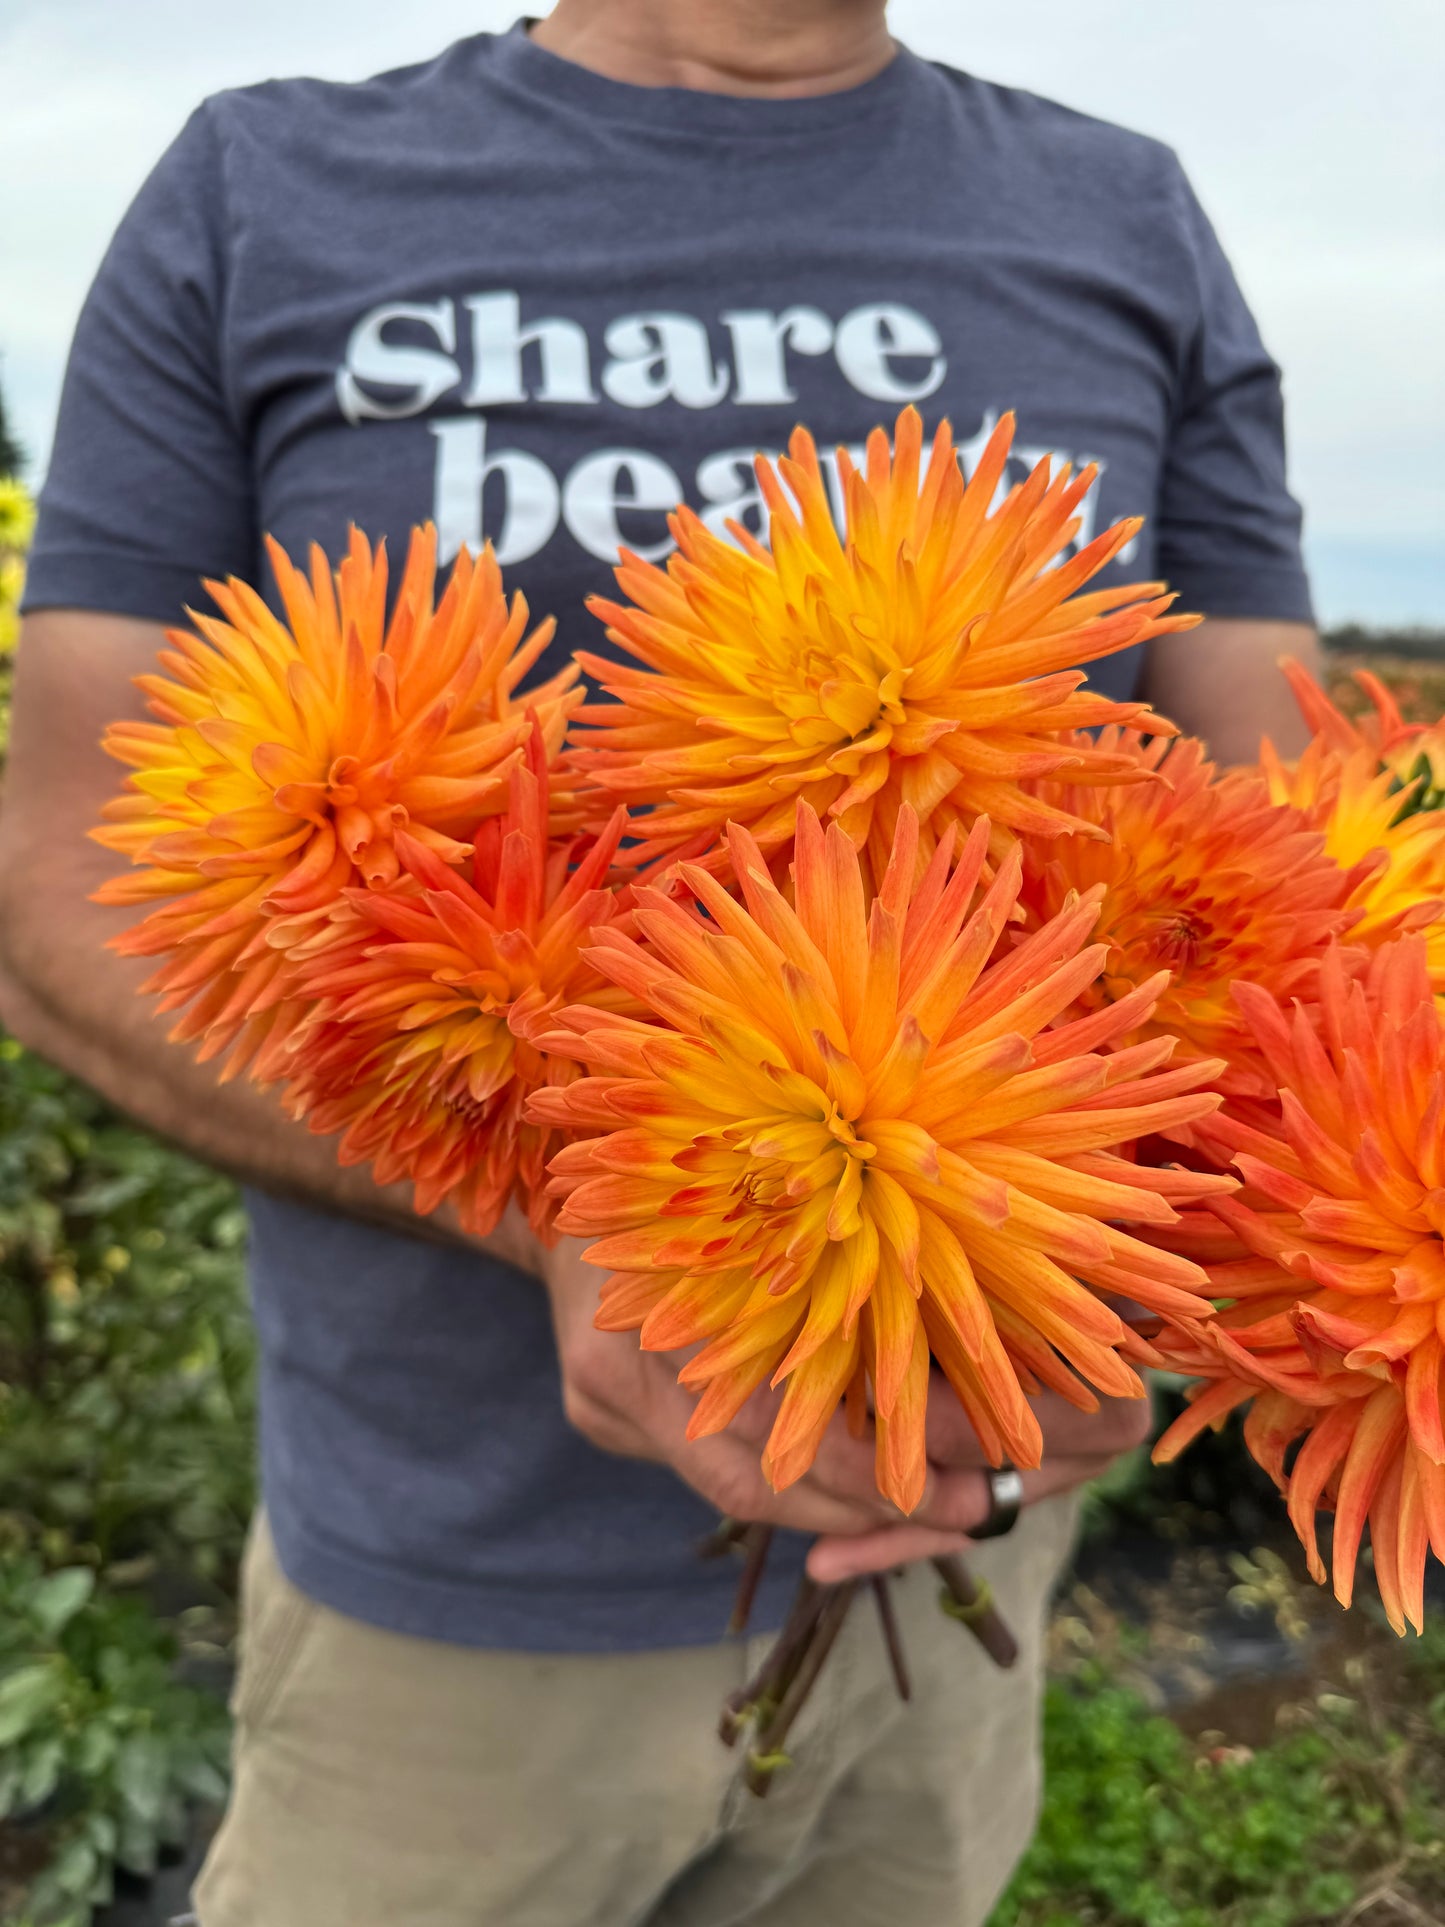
[281,720,631,1239]
[1153,940,1445,1634]
[1260,662,1445,990]
[532,804,1229,1514]
[572,406,1196,884]
[93,526,580,1080]
[1020,729,1362,1092]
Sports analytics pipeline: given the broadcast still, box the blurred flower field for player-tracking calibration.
[0,482,34,762]
[1326,650,1445,735]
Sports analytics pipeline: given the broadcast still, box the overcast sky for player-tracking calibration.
[2,0,1441,623]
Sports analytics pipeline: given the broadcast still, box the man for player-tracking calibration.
[0,3,1319,1922]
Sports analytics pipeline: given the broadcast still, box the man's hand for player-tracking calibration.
[807,1385,1152,1582]
[544,1239,1152,1579]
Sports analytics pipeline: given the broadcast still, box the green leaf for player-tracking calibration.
[18,1733,64,1810]
[0,1661,64,1745]
[47,1834,99,1896]
[85,1809,118,1855]
[116,1728,168,1823]
[73,1718,118,1776]
[116,1807,161,1876]
[29,1565,95,1637]
[176,1750,230,1805]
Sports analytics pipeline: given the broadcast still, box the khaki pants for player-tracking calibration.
[194,1498,1078,1927]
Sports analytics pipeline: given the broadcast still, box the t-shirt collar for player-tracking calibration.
[492,17,916,138]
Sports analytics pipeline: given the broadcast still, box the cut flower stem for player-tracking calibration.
[718,1526,1017,1795]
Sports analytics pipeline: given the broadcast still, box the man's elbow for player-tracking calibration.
[0,854,85,1056]
[0,848,33,989]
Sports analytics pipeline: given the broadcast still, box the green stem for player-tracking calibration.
[745,1581,860,1798]
[719,1571,824,1746]
[933,1555,1019,1669]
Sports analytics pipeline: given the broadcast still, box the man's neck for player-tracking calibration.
[527,1,896,99]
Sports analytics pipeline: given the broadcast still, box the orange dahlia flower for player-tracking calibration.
[1261,664,1445,989]
[1153,941,1445,1633]
[93,526,579,1080]
[1020,729,1361,1092]
[282,721,630,1239]
[532,804,1229,1514]
[572,407,1196,884]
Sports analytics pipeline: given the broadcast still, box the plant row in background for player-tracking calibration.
[0,1034,247,1925]
[2,476,244,1922]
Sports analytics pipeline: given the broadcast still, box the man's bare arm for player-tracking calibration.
[1141,617,1323,764]
[0,609,540,1273]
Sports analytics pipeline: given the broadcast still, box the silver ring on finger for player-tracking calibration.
[973,1463,1025,1541]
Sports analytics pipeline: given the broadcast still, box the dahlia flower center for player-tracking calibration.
[322,754,409,884]
[774,648,909,754]
[724,1097,875,1218]
[1147,911,1212,969]
[1104,899,1224,987]
[439,1084,502,1131]
[424,1022,519,1128]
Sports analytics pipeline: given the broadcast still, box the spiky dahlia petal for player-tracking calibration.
[277,719,630,1239]
[1152,938,1445,1633]
[1281,655,1445,797]
[1263,661,1445,992]
[531,804,1225,1511]
[94,526,581,1075]
[1020,729,1363,1094]
[571,407,1196,885]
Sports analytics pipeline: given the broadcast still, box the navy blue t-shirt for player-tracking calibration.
[25,25,1312,1650]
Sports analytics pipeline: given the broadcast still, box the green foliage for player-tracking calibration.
[1389,748,1445,822]
[0,429,250,1918]
[0,1552,229,1927]
[0,376,23,482]
[993,1669,1356,1926]
[1324,624,1445,664]
[0,1036,255,1583]
[0,1032,252,1920]
[990,1631,1445,1927]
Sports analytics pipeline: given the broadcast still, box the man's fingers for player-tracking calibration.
[807,1453,1111,1583]
[807,1461,1058,1583]
[807,1522,976,1583]
[670,1427,891,1540]
[560,1334,1144,1556]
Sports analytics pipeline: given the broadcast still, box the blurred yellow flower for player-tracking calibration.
[0,477,34,659]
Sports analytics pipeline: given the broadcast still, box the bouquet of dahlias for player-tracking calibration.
[92,408,1445,1784]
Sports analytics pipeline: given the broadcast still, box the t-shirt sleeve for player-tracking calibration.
[1153,161,1315,625]
[22,103,255,622]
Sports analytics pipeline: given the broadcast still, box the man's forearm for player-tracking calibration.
[1142,618,1322,764]
[0,917,542,1274]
